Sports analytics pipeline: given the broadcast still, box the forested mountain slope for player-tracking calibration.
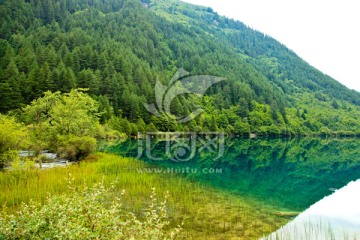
[0,0,359,136]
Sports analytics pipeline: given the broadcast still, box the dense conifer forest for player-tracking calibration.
[1,0,360,137]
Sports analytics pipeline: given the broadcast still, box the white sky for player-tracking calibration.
[182,0,360,92]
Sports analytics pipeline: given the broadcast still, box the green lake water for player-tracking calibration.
[101,137,360,238]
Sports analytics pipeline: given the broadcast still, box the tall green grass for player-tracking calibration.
[262,220,358,240]
[0,153,288,239]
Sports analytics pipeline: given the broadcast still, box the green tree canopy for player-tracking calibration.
[0,114,28,168]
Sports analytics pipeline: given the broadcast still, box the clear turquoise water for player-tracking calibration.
[101,137,360,219]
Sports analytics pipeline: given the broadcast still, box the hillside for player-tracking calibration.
[0,0,360,136]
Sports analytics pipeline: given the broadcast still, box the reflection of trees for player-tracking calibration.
[216,138,360,211]
[105,138,360,211]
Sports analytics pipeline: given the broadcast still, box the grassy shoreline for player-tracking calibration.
[0,153,289,239]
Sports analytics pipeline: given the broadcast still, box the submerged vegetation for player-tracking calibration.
[2,137,359,238]
[0,153,289,239]
[104,137,360,212]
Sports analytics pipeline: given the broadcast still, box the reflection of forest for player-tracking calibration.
[104,137,360,211]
